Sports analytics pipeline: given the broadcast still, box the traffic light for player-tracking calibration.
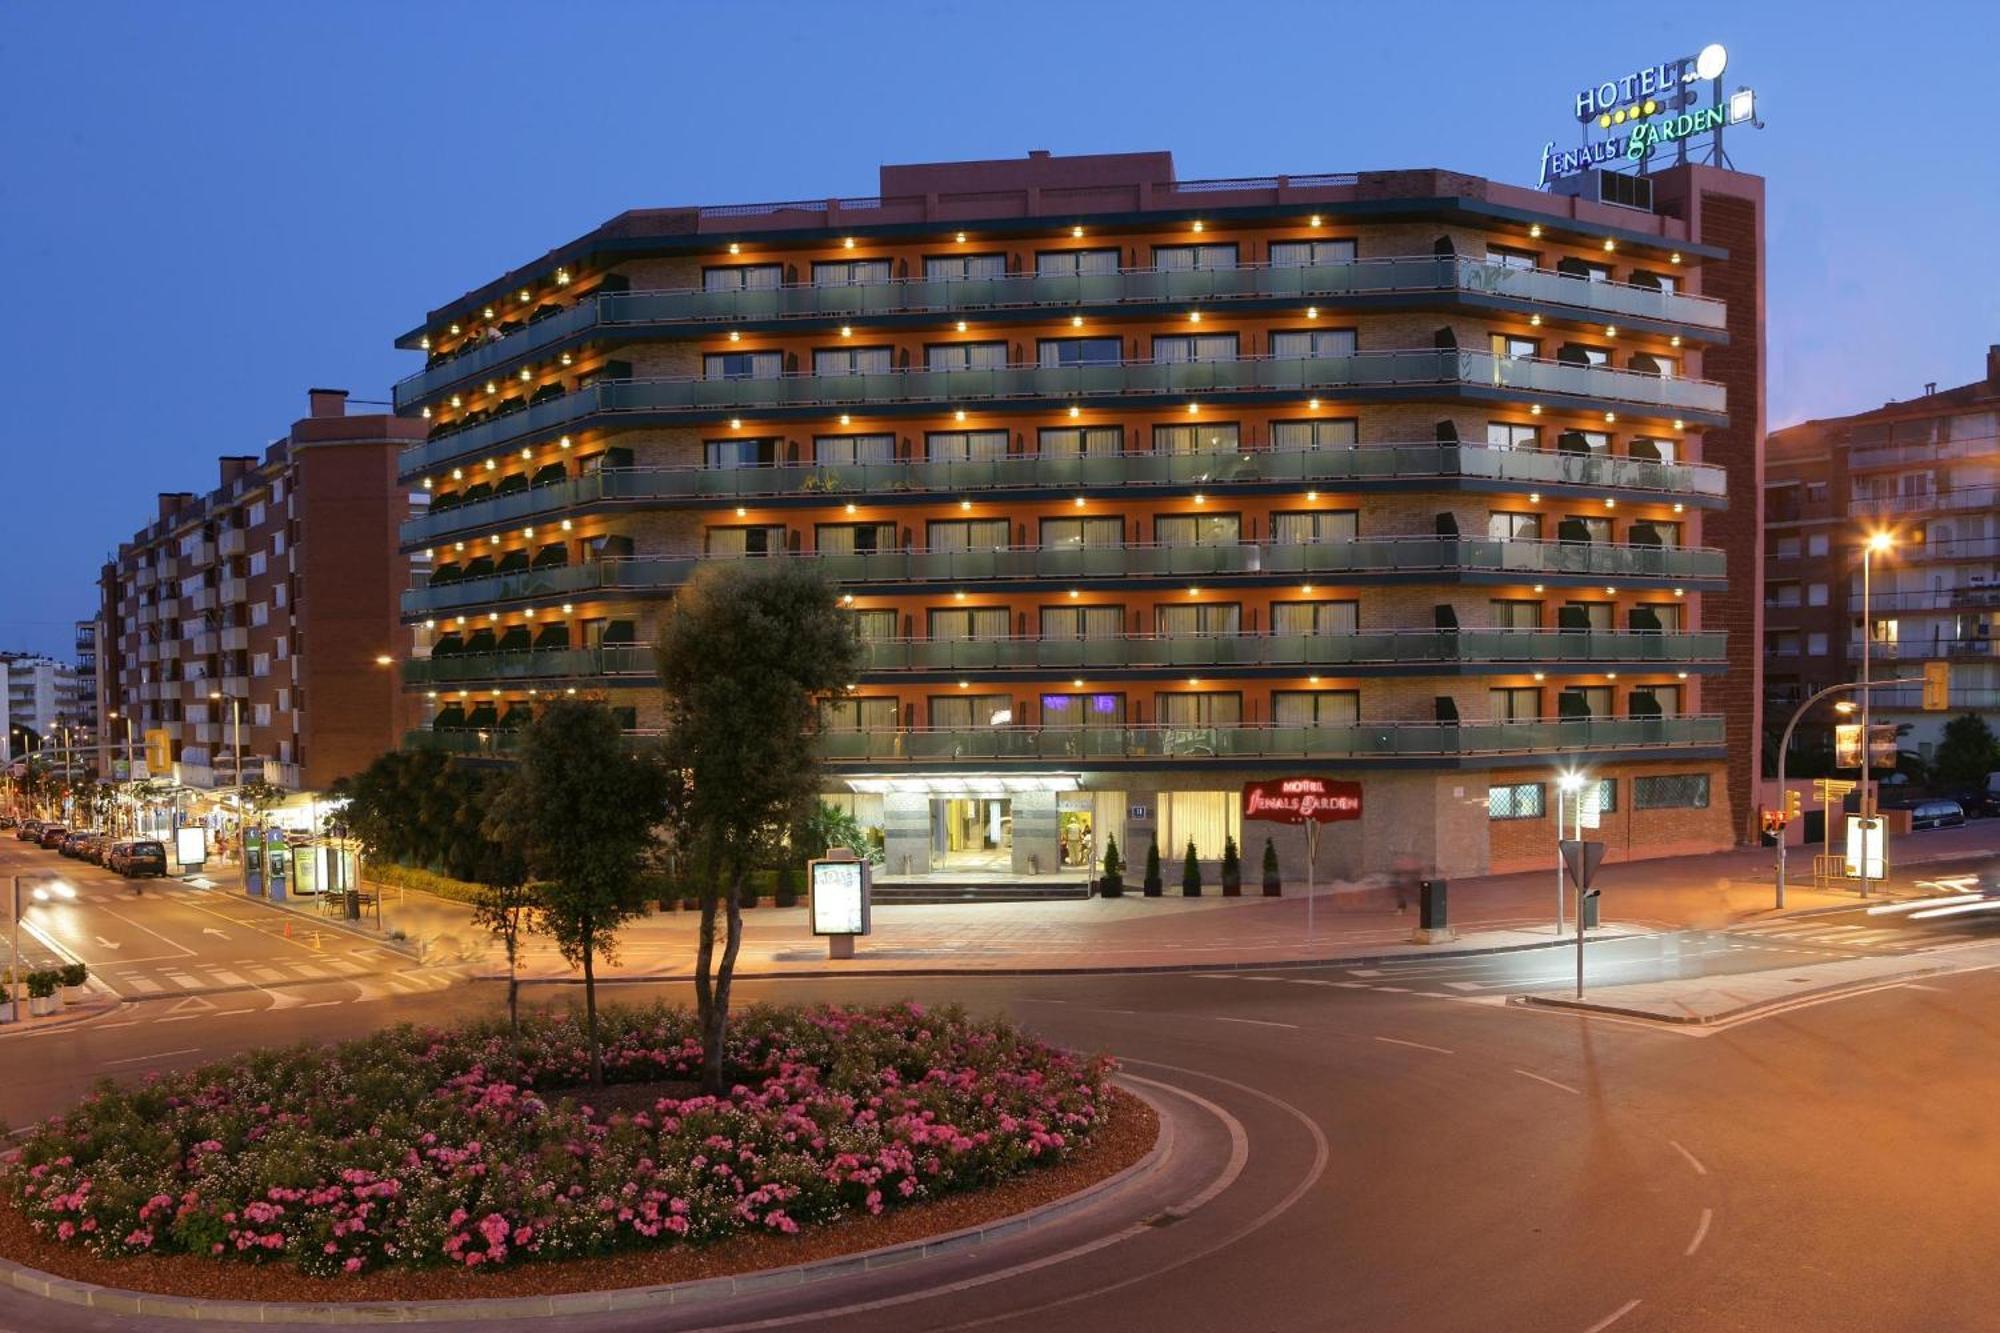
[1923,660,1950,712]
[1783,788,1801,822]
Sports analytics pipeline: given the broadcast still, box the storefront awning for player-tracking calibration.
[842,773,1081,796]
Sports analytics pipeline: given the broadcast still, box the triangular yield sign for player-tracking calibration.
[1559,839,1607,891]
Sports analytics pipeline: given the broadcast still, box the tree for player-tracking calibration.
[1933,713,2000,788]
[471,779,536,1033]
[1181,840,1202,896]
[505,700,671,1086]
[1220,834,1242,896]
[336,748,496,882]
[1143,836,1163,897]
[656,560,862,1094]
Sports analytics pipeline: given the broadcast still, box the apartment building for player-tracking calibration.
[1,653,81,761]
[100,390,423,794]
[1765,344,2000,757]
[394,150,1765,880]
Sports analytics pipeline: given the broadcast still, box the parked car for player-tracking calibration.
[36,825,69,849]
[107,839,168,878]
[0,814,15,829]
[86,834,116,865]
[1911,799,1968,831]
[16,819,43,841]
[58,830,95,858]
[71,832,109,864]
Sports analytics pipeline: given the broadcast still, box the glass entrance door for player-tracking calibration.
[931,798,1012,871]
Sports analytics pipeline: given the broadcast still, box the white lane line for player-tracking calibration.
[154,1014,205,1023]
[1375,1035,1453,1055]
[206,970,246,987]
[1446,981,1485,991]
[1669,1139,1709,1176]
[1685,1207,1713,1256]
[1582,1298,1641,1333]
[102,1048,199,1066]
[1514,1068,1582,1096]
[126,977,164,993]
[299,1000,343,1009]
[1372,985,1411,993]
[1208,1016,1300,1030]
[1347,968,1385,977]
[1334,981,1371,989]
[94,1020,138,1029]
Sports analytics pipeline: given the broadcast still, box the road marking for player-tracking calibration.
[205,970,246,987]
[1685,1207,1712,1256]
[1514,1068,1581,1096]
[300,1000,343,1009]
[1445,981,1484,991]
[1208,1016,1300,1030]
[1582,1299,1641,1333]
[1334,981,1371,989]
[1347,968,1384,977]
[250,967,286,983]
[102,1048,199,1066]
[167,974,201,988]
[94,1020,138,1029]
[1372,985,1411,993]
[155,1013,206,1022]
[125,976,164,993]
[1374,1035,1453,1055]
[1902,982,1945,992]
[1669,1139,1709,1176]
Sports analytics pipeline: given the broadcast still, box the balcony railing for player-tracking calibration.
[405,644,656,685]
[407,714,1723,763]
[1849,433,2000,472]
[395,256,1726,408]
[402,537,1725,615]
[403,441,1726,545]
[402,350,1728,474]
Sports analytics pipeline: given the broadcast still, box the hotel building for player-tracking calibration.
[394,151,1765,883]
[1765,344,2000,759]
[99,389,422,795]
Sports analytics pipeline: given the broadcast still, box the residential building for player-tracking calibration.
[73,619,100,761]
[2,653,81,761]
[394,150,1765,880]
[99,389,424,794]
[1765,344,2000,760]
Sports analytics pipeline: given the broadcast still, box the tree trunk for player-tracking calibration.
[504,923,519,1034]
[581,919,603,1087]
[693,844,722,1035]
[702,866,748,1095]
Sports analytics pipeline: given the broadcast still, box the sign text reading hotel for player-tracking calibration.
[1242,777,1362,825]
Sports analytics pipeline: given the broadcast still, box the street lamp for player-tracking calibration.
[1859,530,1895,898]
[209,689,246,889]
[1554,769,1586,936]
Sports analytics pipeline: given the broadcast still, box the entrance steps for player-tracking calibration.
[872,878,1095,905]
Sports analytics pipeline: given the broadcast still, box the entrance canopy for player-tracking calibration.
[842,773,1081,796]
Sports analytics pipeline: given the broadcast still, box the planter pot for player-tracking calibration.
[1262,879,1283,897]
[0,1001,15,1024]
[62,986,88,1004]
[1222,878,1242,898]
[1143,883,1163,898]
[1099,877,1124,898]
[28,995,58,1017]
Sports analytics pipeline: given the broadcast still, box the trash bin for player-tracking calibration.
[1419,878,1448,931]
[1579,888,1601,929]
[344,889,362,921]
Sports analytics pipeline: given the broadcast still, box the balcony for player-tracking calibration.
[402,537,1724,616]
[186,587,218,613]
[137,642,160,664]
[263,759,303,789]
[221,626,249,652]
[403,442,1727,546]
[189,721,222,746]
[402,350,1729,475]
[1850,432,2000,472]
[220,577,247,603]
[135,566,158,591]
[408,714,1724,766]
[404,644,655,686]
[136,604,158,626]
[221,676,250,697]
[394,256,1728,410]
[184,539,216,567]
[188,631,218,655]
[218,530,246,558]
[174,762,216,789]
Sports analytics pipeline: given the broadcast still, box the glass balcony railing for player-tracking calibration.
[403,644,655,685]
[402,350,1728,474]
[402,442,1726,545]
[395,257,1726,409]
[406,714,1724,762]
[400,537,1725,616]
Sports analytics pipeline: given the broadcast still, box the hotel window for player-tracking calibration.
[850,608,898,642]
[1153,243,1238,271]
[1271,418,1359,450]
[1040,516,1123,549]
[814,345,892,376]
[1490,686,1540,723]
[1559,429,1612,455]
[248,551,268,577]
[1270,239,1357,267]
[1158,791,1242,861]
[1806,532,1830,557]
[1807,582,1829,606]
[1152,333,1239,363]
[927,518,1011,551]
[1491,334,1539,360]
[1041,605,1124,639]
[1270,328,1357,359]
[926,341,1008,372]
[1487,422,1540,450]
[248,502,267,527]
[703,264,782,292]
[811,259,891,287]
[824,697,900,731]
[1562,600,1614,632]
[252,652,272,679]
[1158,691,1241,727]
[1156,602,1240,637]
[706,437,780,468]
[1772,535,1801,560]
[1588,779,1619,814]
[1563,344,1611,368]
[930,693,1013,729]
[1491,600,1543,630]
[1632,270,1677,295]
[1487,245,1540,271]
[706,525,787,557]
[924,253,1006,281]
[1038,337,1122,368]
[1489,782,1546,820]
[1630,519,1682,547]
[1155,512,1241,546]
[1036,248,1120,277]
[1152,422,1241,454]
[1631,684,1682,717]
[1490,511,1540,541]
[929,607,1009,640]
[1271,509,1358,544]
[926,429,1009,461]
[1637,601,1682,632]
[1040,425,1123,457]
[1807,631,1829,656]
[1804,484,1830,506]
[1565,514,1613,543]
[814,433,895,465]
[1634,774,1709,810]
[1040,691,1125,726]
[1272,600,1358,637]
[814,522,896,555]
[1631,436,1675,462]
[1558,685,1612,718]
[1272,690,1360,726]
[1768,631,1801,655]
[704,350,781,380]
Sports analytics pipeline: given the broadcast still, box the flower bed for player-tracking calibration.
[2,1002,1111,1278]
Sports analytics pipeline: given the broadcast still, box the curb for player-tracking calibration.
[183,881,423,961]
[0,993,123,1040]
[1509,959,1956,1025]
[0,1079,1170,1325]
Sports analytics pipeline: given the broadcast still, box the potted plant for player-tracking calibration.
[1221,835,1242,897]
[1099,835,1124,898]
[27,970,60,1017]
[59,962,88,1003]
[775,861,800,908]
[0,970,16,1024]
[1262,838,1282,896]
[1181,840,1202,897]
[1142,836,1163,897]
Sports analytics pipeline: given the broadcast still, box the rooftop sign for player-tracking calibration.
[1539,43,1758,187]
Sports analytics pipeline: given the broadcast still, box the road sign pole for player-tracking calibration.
[7,877,18,1023]
[1305,820,1318,941]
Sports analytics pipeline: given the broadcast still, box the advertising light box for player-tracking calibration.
[810,858,870,936]
[175,825,207,869]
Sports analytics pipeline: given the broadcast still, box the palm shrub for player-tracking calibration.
[1262,838,1281,896]
[1099,835,1124,898]
[1142,836,1163,897]
[1181,840,1202,897]
[1220,835,1242,896]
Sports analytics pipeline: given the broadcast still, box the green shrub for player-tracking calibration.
[59,962,88,989]
[1099,834,1124,898]
[1220,835,1241,896]
[1143,837,1163,897]
[775,862,801,907]
[26,970,59,999]
[363,861,488,905]
[1262,838,1281,896]
[1181,840,1202,897]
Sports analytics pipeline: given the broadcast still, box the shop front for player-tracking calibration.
[836,775,1121,886]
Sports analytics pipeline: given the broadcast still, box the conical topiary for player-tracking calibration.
[1143,836,1163,897]
[1181,839,1202,896]
[1262,837,1281,896]
[1221,834,1242,896]
[1100,834,1125,898]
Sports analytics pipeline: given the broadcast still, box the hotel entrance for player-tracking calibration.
[931,798,1011,871]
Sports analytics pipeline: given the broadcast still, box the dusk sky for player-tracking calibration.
[2,0,1994,659]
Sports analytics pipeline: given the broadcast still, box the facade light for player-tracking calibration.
[1533,584,1545,593]
[1529,224,1543,239]
[730,418,742,429]
[449,323,461,336]
[843,237,856,249]
[1306,491,1319,501]
[1073,496,1085,507]
[1530,404,1543,415]
[1673,503,1685,513]
[846,502,857,514]
[1602,239,1617,252]
[421,407,432,419]
[960,499,972,511]
[1604,587,1616,596]
[1309,215,1323,227]
[1672,419,1684,431]
[1187,587,1200,596]
[486,381,497,393]
[483,306,495,318]
[736,506,748,517]
[1069,405,1081,418]
[1528,492,1541,503]
[1188,311,1201,323]
[1604,325,1617,338]
[840,325,853,338]
[1071,225,1084,238]
[1604,498,1615,508]
[562,603,573,613]
[1306,306,1319,320]
[560,435,572,448]
[1068,589,1080,599]
[958,680,970,689]
[450,395,461,408]
[957,320,968,332]
[1670,335,1683,348]
[954,409,967,422]
[560,519,572,530]
[1670,252,1682,264]
[1673,588,1684,597]
[1073,678,1085,688]
[485,458,497,470]
[1192,221,1204,233]
[1529,314,1542,327]
[520,447,532,459]
[422,477,433,489]
[955,231,967,243]
[1186,402,1199,414]
[1604,412,1617,423]
[840,414,852,425]
[1534,672,1546,681]
[1301,584,1314,594]
[728,242,741,255]
[1193,493,1206,505]
[556,268,571,285]
[729,330,741,342]
[1309,675,1321,685]
[955,590,967,600]
[842,593,855,604]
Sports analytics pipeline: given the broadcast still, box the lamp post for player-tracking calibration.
[1555,769,1585,937]
[209,690,244,889]
[1858,531,1895,898]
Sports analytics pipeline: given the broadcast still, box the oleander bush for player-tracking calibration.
[2,1002,1109,1277]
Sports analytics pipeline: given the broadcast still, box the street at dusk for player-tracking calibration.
[4,2,2000,1329]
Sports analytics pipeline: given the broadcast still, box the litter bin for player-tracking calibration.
[1419,878,1448,931]
[344,889,362,921]
[1579,888,1601,930]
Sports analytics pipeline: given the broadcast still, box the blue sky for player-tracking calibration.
[2,0,1995,658]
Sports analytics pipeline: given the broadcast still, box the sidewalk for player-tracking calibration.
[1517,951,1968,1025]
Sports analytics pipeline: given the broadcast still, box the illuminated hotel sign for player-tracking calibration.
[1538,43,1756,186]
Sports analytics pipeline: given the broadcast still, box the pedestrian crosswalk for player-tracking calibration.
[1721,917,1985,953]
[110,952,413,997]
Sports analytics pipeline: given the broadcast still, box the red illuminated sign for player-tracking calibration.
[1241,778,1362,825]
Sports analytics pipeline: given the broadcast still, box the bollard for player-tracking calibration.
[1412,878,1456,944]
